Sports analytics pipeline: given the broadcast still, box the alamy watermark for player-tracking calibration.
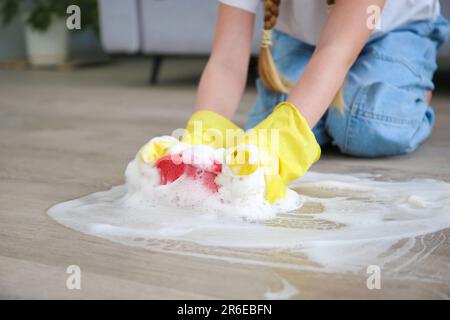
[366,265,381,290]
[367,5,382,30]
[168,121,281,174]
[66,264,81,290]
[66,5,81,30]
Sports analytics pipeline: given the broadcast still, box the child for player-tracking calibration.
[195,0,449,156]
[144,0,450,203]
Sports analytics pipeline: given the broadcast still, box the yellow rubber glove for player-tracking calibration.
[226,102,321,203]
[139,110,243,164]
[182,110,244,149]
[138,136,179,164]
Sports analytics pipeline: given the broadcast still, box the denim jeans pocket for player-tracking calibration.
[343,81,433,156]
[353,82,426,126]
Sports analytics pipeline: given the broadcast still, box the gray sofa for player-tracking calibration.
[99,0,263,54]
[98,0,263,82]
[99,0,450,82]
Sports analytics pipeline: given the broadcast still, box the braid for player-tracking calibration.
[259,0,346,113]
[327,0,335,13]
[264,0,279,30]
[258,0,293,93]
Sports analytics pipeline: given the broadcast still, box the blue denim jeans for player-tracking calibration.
[246,16,450,157]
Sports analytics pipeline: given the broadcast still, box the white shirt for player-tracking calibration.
[220,0,441,45]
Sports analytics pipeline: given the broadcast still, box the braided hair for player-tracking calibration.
[258,0,345,111]
[258,0,292,93]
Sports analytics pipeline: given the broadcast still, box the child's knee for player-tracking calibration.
[325,82,435,157]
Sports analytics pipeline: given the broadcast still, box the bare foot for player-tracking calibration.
[425,90,433,104]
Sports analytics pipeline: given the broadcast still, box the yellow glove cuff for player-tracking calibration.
[263,101,321,184]
[183,110,244,149]
[139,136,178,164]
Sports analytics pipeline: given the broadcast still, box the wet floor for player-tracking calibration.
[1,59,450,298]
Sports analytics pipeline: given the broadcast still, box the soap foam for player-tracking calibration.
[48,168,450,278]
[124,142,303,220]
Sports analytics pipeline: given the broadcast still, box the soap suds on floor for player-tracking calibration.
[48,168,450,278]
[125,141,303,220]
[264,277,300,299]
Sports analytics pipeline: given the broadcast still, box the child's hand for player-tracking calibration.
[138,111,243,165]
[138,136,179,164]
[136,111,242,192]
[182,110,244,149]
[226,102,321,203]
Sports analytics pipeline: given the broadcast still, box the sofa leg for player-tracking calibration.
[149,55,163,85]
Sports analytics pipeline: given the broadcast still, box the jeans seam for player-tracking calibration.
[343,86,366,152]
[354,90,423,126]
[354,109,420,126]
[367,50,426,81]
[352,82,423,126]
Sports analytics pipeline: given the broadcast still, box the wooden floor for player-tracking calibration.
[1,58,450,299]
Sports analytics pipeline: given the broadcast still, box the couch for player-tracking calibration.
[98,0,450,83]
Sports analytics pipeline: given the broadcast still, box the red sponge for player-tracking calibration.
[155,154,222,192]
